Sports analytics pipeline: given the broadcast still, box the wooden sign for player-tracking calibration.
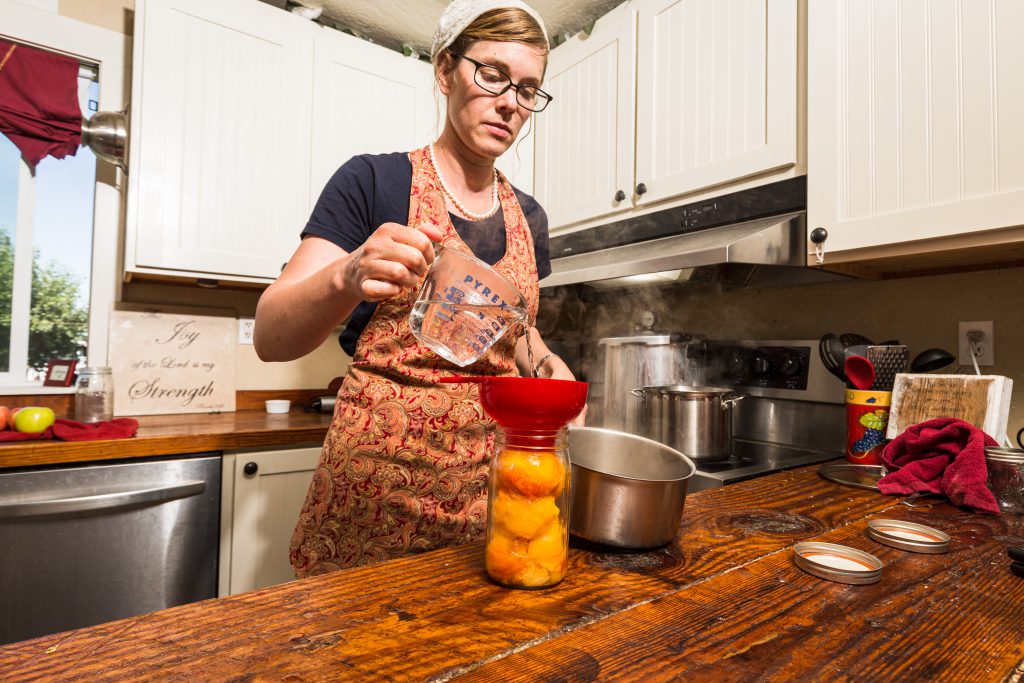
[887,373,1012,441]
[108,305,236,416]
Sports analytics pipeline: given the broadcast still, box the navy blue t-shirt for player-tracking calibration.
[302,152,551,356]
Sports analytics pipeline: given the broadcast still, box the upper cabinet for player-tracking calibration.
[125,0,315,283]
[125,0,432,285]
[533,2,636,230]
[310,31,433,210]
[808,0,1024,271]
[535,0,799,232]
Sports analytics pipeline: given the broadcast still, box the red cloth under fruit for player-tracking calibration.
[0,39,82,166]
[0,418,139,442]
[878,417,1000,514]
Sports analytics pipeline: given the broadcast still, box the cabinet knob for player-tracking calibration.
[635,183,648,196]
[243,462,258,476]
[809,227,828,244]
[614,189,626,202]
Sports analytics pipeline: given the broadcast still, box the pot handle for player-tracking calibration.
[630,389,645,398]
[722,395,746,409]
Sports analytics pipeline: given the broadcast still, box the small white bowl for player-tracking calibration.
[265,400,291,414]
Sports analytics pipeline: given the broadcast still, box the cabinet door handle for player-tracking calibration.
[614,189,626,202]
[635,183,648,196]
[243,462,259,476]
[0,481,206,518]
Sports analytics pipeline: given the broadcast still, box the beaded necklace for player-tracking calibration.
[428,143,499,221]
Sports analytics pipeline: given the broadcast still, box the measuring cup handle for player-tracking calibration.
[1016,426,1024,449]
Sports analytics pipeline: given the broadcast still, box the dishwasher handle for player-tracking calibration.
[0,481,207,518]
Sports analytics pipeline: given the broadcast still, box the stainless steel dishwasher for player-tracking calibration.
[0,454,220,645]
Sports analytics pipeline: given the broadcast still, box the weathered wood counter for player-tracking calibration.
[1,465,1021,682]
[0,410,332,470]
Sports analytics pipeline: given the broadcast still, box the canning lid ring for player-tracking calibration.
[867,519,950,554]
[793,542,883,585]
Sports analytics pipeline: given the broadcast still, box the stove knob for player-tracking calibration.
[779,357,802,376]
[728,354,748,378]
[752,356,771,377]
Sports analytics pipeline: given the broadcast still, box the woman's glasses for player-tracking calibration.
[452,53,553,113]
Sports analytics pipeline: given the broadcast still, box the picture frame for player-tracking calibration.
[43,359,78,387]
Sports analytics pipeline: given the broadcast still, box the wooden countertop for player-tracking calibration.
[0,410,332,469]
[1,465,1021,681]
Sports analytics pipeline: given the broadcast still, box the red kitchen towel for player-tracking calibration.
[0,418,139,443]
[878,417,1000,514]
[0,39,82,166]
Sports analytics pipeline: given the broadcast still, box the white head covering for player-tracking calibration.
[431,0,549,60]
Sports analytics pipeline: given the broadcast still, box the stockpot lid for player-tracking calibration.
[638,385,736,398]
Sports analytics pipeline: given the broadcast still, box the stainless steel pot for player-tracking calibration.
[569,426,695,549]
[599,334,704,434]
[633,385,742,462]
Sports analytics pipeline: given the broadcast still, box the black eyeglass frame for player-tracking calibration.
[450,52,553,113]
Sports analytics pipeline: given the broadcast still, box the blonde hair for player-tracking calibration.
[435,7,549,68]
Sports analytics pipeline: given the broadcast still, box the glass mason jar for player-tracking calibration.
[485,427,570,589]
[75,366,114,423]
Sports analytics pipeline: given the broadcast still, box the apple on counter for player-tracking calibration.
[0,406,56,433]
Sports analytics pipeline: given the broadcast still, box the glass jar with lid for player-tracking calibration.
[485,427,570,589]
[75,366,114,423]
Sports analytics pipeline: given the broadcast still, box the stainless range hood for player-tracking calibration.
[542,178,822,289]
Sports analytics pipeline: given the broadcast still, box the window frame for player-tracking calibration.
[0,0,127,393]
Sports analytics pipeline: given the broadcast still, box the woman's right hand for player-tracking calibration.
[342,222,445,301]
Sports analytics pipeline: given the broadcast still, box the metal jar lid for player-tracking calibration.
[867,519,950,554]
[985,447,1024,464]
[793,542,883,584]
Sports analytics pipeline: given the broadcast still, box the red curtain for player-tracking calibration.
[0,39,82,167]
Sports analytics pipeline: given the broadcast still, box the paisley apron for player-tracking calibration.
[290,146,541,576]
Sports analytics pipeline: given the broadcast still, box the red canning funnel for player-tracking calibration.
[440,376,588,431]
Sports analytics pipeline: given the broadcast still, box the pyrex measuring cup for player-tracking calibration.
[410,246,528,367]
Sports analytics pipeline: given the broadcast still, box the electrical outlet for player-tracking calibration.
[958,320,994,366]
[238,318,256,345]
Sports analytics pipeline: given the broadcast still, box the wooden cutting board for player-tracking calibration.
[887,374,1012,441]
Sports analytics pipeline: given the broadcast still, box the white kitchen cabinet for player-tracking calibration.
[533,2,636,229]
[125,0,315,283]
[808,0,1024,266]
[219,447,320,596]
[310,29,434,208]
[535,0,798,232]
[634,0,798,207]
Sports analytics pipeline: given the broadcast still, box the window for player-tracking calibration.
[1,3,128,391]
[0,71,97,383]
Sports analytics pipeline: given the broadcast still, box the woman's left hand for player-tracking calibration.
[534,354,587,427]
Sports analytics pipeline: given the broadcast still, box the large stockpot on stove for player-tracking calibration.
[599,334,704,435]
[569,427,695,549]
[632,385,743,462]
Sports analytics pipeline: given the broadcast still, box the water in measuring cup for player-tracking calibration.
[411,301,528,367]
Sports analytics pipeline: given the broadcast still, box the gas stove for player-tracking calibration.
[688,339,847,492]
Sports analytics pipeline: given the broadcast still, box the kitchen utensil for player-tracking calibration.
[887,374,1013,440]
[984,447,1024,514]
[866,345,911,391]
[909,348,956,373]
[844,355,876,390]
[568,426,695,549]
[632,385,743,462]
[410,246,528,367]
[819,334,846,382]
[1012,562,1024,578]
[599,334,704,434]
[308,396,336,413]
[439,376,588,431]
[81,110,128,171]
[817,462,886,490]
[839,333,873,348]
[1010,547,1024,564]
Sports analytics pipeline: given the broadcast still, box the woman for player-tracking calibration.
[255,0,575,576]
